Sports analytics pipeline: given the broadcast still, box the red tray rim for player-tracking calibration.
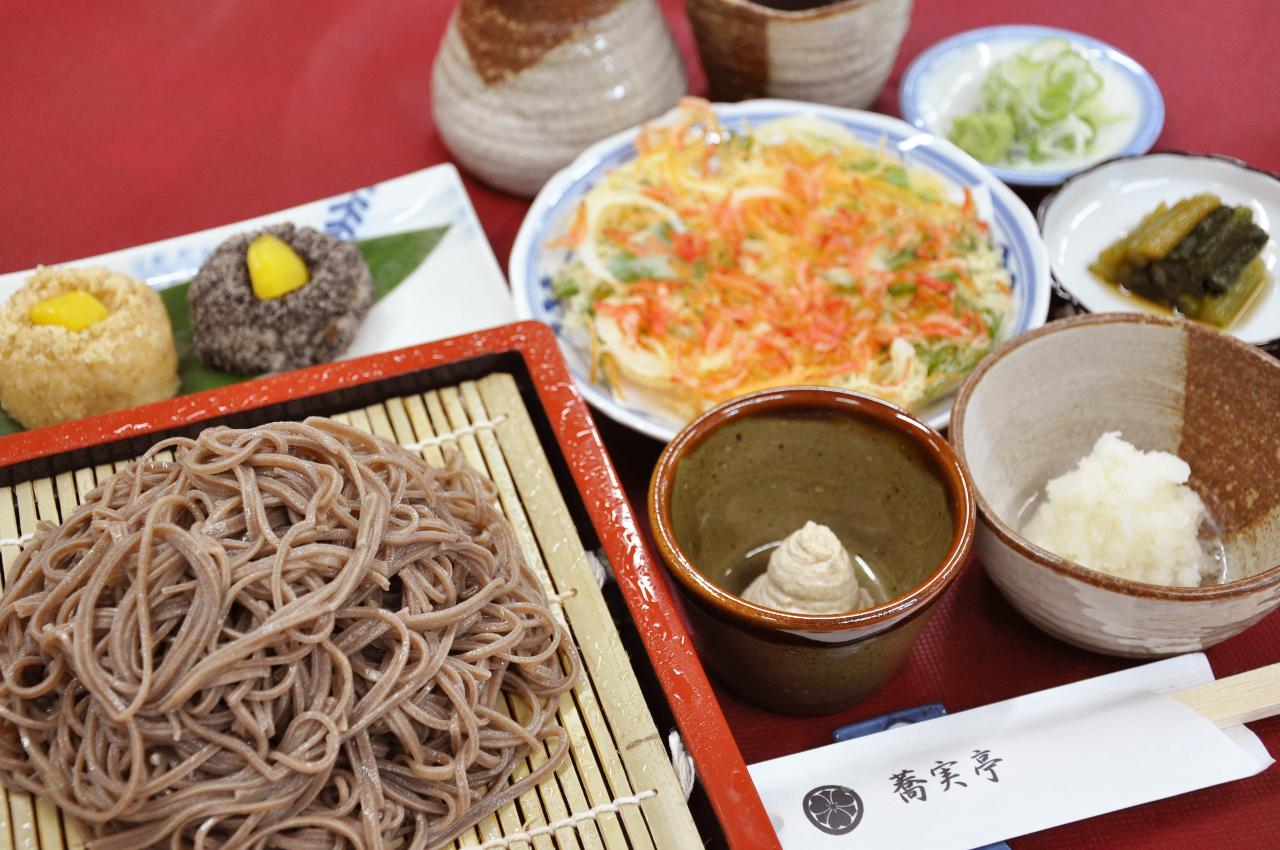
[0,320,779,850]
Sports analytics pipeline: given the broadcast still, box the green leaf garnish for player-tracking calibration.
[0,408,21,437]
[2,226,449,431]
[357,226,449,302]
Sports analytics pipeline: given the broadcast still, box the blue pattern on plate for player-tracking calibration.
[540,276,563,334]
[129,245,215,285]
[324,188,375,239]
[899,25,1165,187]
[122,186,380,286]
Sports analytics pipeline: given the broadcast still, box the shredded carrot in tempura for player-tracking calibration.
[549,98,1013,414]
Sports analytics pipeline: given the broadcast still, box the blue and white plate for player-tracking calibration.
[0,164,514,361]
[510,99,1051,442]
[900,25,1165,187]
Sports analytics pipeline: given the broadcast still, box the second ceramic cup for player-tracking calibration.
[686,0,913,109]
[433,0,686,197]
[649,387,974,715]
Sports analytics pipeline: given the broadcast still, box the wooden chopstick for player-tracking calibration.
[1173,662,1280,727]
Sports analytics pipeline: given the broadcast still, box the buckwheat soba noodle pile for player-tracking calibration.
[0,418,580,849]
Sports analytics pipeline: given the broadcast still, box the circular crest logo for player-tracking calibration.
[802,784,864,835]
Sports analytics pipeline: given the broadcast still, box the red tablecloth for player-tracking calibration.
[1,2,1278,848]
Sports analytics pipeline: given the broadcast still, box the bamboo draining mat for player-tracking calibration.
[0,372,699,850]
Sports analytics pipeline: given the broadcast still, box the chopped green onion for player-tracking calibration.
[552,275,579,299]
[882,165,910,188]
[948,38,1117,166]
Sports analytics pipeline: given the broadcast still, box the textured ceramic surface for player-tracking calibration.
[649,387,975,715]
[432,0,686,197]
[951,313,1280,657]
[1038,153,1280,346]
[900,25,1164,186]
[512,99,1053,441]
[687,0,911,110]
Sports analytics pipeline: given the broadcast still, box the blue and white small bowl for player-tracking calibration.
[510,99,1052,442]
[900,25,1165,187]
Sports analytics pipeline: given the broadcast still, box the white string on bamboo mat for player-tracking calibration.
[476,789,658,850]
[668,730,697,800]
[586,550,611,588]
[402,416,508,452]
[0,532,33,548]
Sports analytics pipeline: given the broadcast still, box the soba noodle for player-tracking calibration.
[0,418,580,849]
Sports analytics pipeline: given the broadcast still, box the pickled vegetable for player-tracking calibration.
[1091,195,1271,328]
[1123,194,1219,263]
[1091,204,1166,283]
[1198,257,1267,327]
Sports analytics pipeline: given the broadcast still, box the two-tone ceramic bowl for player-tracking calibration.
[951,313,1280,657]
[432,0,686,197]
[649,387,974,715]
[686,0,912,110]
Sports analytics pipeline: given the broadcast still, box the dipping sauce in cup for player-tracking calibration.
[649,387,975,715]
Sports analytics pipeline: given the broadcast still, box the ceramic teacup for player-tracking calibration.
[685,0,912,109]
[433,0,686,197]
[649,387,974,715]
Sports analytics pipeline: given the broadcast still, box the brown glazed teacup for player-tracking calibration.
[649,387,974,715]
[685,0,913,109]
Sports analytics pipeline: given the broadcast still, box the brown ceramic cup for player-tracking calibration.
[951,313,1280,658]
[649,387,974,715]
[685,0,912,109]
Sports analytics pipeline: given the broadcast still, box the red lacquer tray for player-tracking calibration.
[0,321,779,849]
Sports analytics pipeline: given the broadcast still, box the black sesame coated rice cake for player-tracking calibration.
[189,223,373,374]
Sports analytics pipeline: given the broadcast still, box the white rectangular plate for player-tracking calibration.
[0,163,514,361]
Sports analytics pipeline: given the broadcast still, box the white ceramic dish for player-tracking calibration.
[900,25,1164,187]
[510,99,1051,442]
[0,163,514,360]
[1039,153,1280,346]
